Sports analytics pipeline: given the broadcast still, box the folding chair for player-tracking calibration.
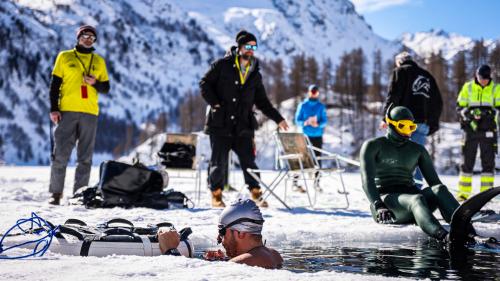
[247,132,349,209]
[157,133,205,205]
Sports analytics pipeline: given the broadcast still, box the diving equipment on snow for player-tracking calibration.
[0,216,194,258]
[449,186,500,247]
[0,212,60,259]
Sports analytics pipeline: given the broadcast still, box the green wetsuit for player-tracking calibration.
[360,131,460,239]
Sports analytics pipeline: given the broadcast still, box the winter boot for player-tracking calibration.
[250,187,268,208]
[48,193,62,205]
[211,188,225,208]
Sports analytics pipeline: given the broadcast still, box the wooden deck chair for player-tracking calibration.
[157,133,205,205]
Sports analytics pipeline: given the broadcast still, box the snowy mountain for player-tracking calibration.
[401,29,497,60]
[180,0,400,66]
[0,0,221,164]
[0,0,400,165]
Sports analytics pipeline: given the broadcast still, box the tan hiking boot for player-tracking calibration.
[250,188,268,208]
[211,188,225,208]
[48,193,62,205]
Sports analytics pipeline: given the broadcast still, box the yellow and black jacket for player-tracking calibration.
[457,79,500,133]
[49,45,110,116]
[199,46,283,137]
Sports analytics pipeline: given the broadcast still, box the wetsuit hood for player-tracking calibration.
[386,128,409,145]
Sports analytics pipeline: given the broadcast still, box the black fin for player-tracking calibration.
[449,187,500,245]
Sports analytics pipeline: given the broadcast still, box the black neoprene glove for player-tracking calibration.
[373,200,395,224]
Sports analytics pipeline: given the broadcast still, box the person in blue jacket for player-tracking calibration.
[293,84,328,191]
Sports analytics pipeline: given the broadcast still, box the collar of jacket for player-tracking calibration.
[75,44,95,54]
[226,48,259,84]
[400,60,418,68]
[236,56,256,77]
[474,77,492,88]
[225,46,238,58]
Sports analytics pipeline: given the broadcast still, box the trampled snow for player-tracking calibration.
[0,166,498,280]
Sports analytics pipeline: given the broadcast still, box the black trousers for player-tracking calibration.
[460,133,496,174]
[308,136,323,168]
[293,136,323,185]
[208,135,260,191]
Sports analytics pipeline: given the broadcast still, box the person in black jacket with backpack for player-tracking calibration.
[379,51,443,188]
[200,30,289,208]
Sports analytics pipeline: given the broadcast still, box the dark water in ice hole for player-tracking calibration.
[198,240,499,280]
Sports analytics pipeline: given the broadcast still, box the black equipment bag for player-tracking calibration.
[158,142,195,169]
[135,189,193,209]
[71,186,193,209]
[70,160,193,209]
[98,160,164,206]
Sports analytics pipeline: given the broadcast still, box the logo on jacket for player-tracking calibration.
[412,75,431,98]
[381,158,398,165]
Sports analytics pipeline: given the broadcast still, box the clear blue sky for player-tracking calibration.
[352,0,500,40]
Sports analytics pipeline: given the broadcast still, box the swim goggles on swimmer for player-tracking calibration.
[385,117,417,136]
[217,218,264,244]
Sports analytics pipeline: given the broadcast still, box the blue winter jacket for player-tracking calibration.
[295,98,327,137]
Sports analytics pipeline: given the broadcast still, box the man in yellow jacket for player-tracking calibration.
[48,25,110,205]
[456,65,500,201]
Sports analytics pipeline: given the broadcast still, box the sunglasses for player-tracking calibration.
[385,117,417,135]
[244,44,258,51]
[81,34,96,42]
[217,218,264,244]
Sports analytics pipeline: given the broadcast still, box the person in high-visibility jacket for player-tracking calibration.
[48,25,110,205]
[456,65,500,201]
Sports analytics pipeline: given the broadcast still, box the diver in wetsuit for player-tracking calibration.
[360,106,460,241]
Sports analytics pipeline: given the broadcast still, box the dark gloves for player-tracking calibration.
[427,124,439,136]
[373,200,395,224]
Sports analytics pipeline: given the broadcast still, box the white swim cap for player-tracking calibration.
[218,199,264,235]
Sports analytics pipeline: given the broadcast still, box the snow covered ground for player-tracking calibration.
[0,166,498,281]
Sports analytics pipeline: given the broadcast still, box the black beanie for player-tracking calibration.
[476,65,491,80]
[236,30,257,46]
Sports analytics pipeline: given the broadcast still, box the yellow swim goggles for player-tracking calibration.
[385,117,418,136]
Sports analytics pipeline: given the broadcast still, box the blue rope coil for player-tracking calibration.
[0,212,60,259]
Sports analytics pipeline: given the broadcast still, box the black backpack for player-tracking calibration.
[70,161,193,209]
[98,160,164,207]
[158,142,195,169]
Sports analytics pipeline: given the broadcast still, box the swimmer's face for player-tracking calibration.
[222,229,238,258]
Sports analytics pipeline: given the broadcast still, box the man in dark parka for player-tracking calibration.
[200,30,289,207]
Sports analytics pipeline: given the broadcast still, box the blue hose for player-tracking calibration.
[0,212,60,259]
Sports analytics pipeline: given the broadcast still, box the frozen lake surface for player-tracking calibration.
[0,166,498,280]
